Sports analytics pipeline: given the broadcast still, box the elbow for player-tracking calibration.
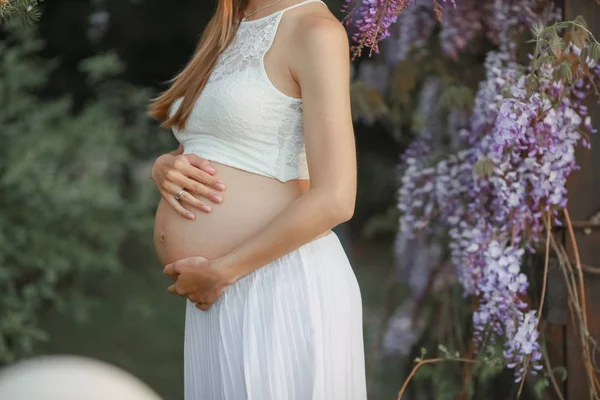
[337,198,355,223]
[323,193,355,226]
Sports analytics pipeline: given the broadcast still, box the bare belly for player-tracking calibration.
[153,161,313,266]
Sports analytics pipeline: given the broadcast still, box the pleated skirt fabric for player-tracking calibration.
[184,232,367,400]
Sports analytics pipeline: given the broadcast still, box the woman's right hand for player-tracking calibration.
[151,152,226,220]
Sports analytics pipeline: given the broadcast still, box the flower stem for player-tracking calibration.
[517,212,553,398]
[397,358,478,400]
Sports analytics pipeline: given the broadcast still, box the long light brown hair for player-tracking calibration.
[148,0,248,130]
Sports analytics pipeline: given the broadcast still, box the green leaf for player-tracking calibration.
[549,37,565,58]
[531,23,545,39]
[559,61,573,83]
[580,47,590,65]
[553,61,573,83]
[573,15,589,31]
[79,52,127,85]
[589,43,600,62]
[438,85,474,112]
[414,364,434,379]
[534,378,551,399]
[552,366,568,381]
[473,158,495,178]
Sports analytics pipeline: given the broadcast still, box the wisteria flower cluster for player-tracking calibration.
[383,1,437,63]
[354,0,560,61]
[345,0,600,383]
[343,0,414,57]
[487,0,561,53]
[397,47,598,378]
[343,0,457,57]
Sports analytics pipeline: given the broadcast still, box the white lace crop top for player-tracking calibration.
[170,0,328,182]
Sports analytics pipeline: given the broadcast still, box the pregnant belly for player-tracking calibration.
[153,161,310,266]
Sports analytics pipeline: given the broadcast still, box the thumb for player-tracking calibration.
[163,262,180,277]
[185,154,216,175]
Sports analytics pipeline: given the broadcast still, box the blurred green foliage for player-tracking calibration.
[0,25,169,363]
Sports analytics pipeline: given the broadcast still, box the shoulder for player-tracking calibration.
[285,8,349,69]
[297,16,348,55]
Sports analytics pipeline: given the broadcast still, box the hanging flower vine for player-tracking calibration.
[344,0,600,396]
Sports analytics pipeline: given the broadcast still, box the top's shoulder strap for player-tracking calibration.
[280,0,328,15]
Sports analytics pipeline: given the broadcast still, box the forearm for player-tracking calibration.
[215,190,353,284]
[211,15,357,285]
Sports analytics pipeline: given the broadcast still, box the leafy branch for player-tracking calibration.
[0,0,44,25]
[528,16,600,98]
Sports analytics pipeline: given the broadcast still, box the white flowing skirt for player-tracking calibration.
[184,232,367,400]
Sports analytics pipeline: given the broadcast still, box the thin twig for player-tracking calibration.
[541,341,566,400]
[538,212,552,326]
[517,212,553,398]
[397,358,479,400]
[552,237,581,323]
[451,289,468,356]
[459,340,476,400]
[563,209,588,326]
[550,211,600,396]
[548,235,580,327]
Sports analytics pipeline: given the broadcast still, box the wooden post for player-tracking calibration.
[563,1,600,398]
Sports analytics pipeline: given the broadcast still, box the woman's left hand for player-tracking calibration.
[164,257,232,311]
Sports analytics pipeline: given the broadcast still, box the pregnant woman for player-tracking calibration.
[149,0,366,398]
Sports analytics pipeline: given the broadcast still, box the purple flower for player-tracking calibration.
[384,1,437,63]
[346,0,560,61]
[486,0,561,54]
[344,0,415,57]
[439,0,483,59]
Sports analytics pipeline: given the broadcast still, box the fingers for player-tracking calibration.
[162,193,196,220]
[173,186,214,213]
[183,163,226,193]
[178,173,223,204]
[187,294,200,303]
[162,180,213,214]
[167,285,212,311]
[167,282,187,296]
[167,283,177,294]
[163,262,180,277]
[166,287,214,311]
[185,154,216,175]
[180,155,226,192]
[164,166,223,204]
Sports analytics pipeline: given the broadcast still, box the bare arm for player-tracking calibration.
[212,18,355,283]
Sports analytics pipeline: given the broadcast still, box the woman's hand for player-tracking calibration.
[164,257,234,311]
[152,153,226,219]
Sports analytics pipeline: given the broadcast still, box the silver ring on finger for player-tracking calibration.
[175,188,186,201]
